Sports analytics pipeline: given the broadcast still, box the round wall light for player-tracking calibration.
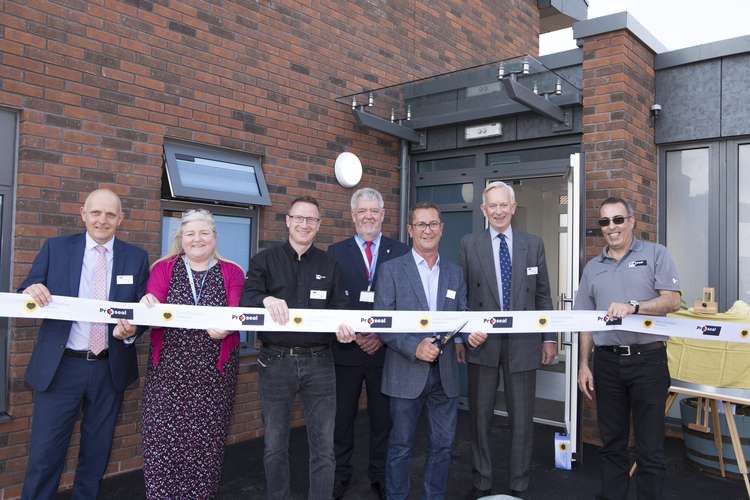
[334,152,363,188]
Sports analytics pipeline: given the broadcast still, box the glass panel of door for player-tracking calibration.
[486,175,570,426]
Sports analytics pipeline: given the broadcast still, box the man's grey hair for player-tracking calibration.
[350,187,384,210]
[482,181,516,204]
[600,196,635,217]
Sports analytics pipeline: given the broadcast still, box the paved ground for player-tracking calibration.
[59,410,747,499]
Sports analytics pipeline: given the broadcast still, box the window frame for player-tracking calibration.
[0,107,18,416]
[163,139,272,207]
[161,196,260,355]
[659,138,750,310]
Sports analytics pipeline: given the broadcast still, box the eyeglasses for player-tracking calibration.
[597,215,632,227]
[288,215,321,225]
[410,221,442,231]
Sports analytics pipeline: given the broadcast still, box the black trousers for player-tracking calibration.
[594,346,670,500]
[333,363,390,484]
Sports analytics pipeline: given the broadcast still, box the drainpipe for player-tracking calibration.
[399,139,410,243]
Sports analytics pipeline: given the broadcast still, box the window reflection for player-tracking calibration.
[666,149,709,305]
[739,144,750,303]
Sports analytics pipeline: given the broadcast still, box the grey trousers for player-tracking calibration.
[468,362,536,492]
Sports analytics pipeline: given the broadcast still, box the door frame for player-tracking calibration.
[411,140,584,460]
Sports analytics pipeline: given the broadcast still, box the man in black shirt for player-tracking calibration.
[242,196,353,500]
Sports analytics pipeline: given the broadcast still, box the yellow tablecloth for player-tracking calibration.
[667,301,750,389]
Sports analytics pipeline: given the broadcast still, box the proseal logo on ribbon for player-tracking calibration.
[100,307,134,320]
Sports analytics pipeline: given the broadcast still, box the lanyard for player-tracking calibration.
[182,255,215,305]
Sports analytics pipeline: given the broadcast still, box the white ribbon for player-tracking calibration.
[2,292,749,343]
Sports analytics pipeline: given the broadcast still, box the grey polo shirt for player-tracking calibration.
[574,239,681,346]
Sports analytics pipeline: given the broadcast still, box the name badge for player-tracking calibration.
[116,275,134,285]
[628,259,647,268]
[310,289,327,300]
[360,291,375,303]
[526,266,538,276]
[446,289,456,300]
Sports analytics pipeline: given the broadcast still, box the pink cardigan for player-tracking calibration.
[146,256,245,373]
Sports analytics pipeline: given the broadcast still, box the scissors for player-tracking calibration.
[431,320,469,358]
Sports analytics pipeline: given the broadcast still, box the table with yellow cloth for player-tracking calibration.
[664,300,750,497]
[668,300,750,389]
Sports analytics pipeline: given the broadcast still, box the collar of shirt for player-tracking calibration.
[411,248,440,270]
[283,240,314,261]
[85,233,115,255]
[412,248,440,311]
[354,232,382,253]
[600,238,643,262]
[489,225,513,248]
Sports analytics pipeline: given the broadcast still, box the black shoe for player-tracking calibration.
[370,480,386,500]
[466,486,492,499]
[333,479,350,499]
[509,489,526,499]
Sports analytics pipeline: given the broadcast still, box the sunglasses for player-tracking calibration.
[597,215,631,227]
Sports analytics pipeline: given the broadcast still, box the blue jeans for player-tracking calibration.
[258,347,336,500]
[386,365,458,500]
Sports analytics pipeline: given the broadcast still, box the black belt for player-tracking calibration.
[261,343,329,356]
[596,341,665,357]
[64,348,108,361]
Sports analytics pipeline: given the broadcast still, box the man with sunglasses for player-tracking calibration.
[242,196,353,500]
[575,197,681,500]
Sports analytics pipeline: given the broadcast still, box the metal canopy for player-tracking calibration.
[337,55,581,142]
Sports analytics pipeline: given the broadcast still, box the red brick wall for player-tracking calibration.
[0,0,540,496]
[580,30,657,444]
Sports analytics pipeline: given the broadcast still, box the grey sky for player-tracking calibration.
[539,0,750,55]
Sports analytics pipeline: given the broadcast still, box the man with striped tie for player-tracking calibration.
[19,189,149,499]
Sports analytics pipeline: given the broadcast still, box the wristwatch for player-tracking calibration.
[628,300,640,314]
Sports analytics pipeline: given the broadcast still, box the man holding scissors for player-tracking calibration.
[339,202,487,500]
[327,187,409,499]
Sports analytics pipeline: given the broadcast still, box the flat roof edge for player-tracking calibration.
[540,49,583,69]
[573,11,667,54]
[655,34,750,70]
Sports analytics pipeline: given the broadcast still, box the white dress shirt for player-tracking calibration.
[66,233,114,350]
[412,249,440,311]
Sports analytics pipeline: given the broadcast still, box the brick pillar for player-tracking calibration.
[579,30,658,444]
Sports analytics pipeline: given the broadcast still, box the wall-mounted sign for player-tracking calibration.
[465,122,502,140]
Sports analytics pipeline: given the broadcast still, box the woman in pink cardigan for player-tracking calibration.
[139,209,245,499]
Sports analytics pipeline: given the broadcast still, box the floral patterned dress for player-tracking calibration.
[142,261,238,499]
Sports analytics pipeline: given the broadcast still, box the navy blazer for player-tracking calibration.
[327,235,409,366]
[19,233,149,392]
[375,252,468,399]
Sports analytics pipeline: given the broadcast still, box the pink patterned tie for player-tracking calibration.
[89,245,108,354]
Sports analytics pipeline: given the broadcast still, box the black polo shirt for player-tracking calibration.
[241,241,349,347]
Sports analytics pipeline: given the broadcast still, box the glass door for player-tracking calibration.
[487,152,581,456]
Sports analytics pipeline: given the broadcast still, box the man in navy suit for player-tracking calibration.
[339,202,487,500]
[327,188,409,499]
[20,188,149,500]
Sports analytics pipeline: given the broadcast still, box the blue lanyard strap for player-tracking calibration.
[182,255,215,305]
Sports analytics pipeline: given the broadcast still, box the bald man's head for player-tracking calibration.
[80,189,124,244]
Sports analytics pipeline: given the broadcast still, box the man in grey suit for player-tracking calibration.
[460,181,556,499]
[338,202,486,500]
